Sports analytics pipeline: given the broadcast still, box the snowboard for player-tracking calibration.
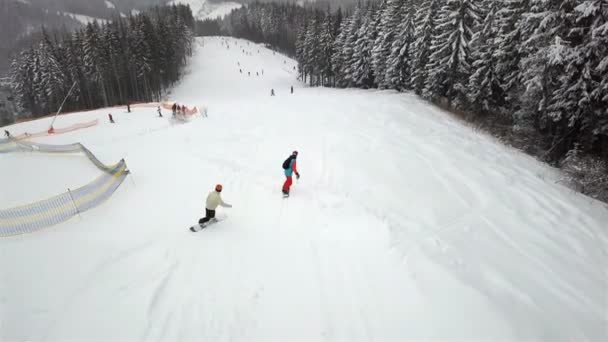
[189,216,225,232]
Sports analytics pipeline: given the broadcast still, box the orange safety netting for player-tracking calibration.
[161,102,200,116]
[12,119,99,140]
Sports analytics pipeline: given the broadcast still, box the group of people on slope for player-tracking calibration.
[271,86,294,96]
[172,103,188,117]
[198,151,301,225]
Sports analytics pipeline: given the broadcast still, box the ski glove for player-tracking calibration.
[296,172,300,179]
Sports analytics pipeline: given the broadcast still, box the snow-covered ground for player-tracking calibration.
[1,37,607,341]
[170,0,241,20]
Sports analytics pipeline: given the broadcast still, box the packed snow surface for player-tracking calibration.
[1,37,607,341]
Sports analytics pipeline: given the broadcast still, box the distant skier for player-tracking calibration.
[172,103,177,116]
[291,86,293,94]
[108,113,115,123]
[271,89,275,96]
[181,105,186,114]
[248,71,251,76]
[256,72,259,76]
[199,184,232,225]
[262,69,264,75]
[4,130,9,137]
[127,103,131,113]
[240,69,242,73]
[282,151,300,196]
[157,106,163,117]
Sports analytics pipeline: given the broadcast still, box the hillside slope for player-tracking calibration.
[1,37,607,341]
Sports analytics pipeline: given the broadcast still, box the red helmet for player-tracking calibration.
[215,184,223,192]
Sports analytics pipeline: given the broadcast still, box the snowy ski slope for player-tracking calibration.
[170,0,241,20]
[1,37,607,341]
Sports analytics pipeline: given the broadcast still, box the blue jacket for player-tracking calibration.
[284,157,298,177]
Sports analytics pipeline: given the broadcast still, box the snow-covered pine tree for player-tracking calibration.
[304,15,321,86]
[38,29,69,114]
[371,0,399,89]
[518,0,577,137]
[384,0,416,91]
[10,49,37,114]
[331,15,351,87]
[10,4,195,116]
[350,4,381,88]
[295,18,308,82]
[571,0,608,153]
[494,0,529,114]
[319,10,335,86]
[545,0,606,157]
[468,0,502,115]
[83,22,108,107]
[411,0,441,95]
[424,0,481,108]
[341,6,365,87]
[65,31,87,109]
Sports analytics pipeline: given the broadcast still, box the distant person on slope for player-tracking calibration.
[4,130,10,137]
[271,89,275,96]
[108,113,115,123]
[199,184,232,225]
[282,151,300,196]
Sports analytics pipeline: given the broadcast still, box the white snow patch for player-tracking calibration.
[63,12,107,25]
[131,9,140,15]
[202,1,241,19]
[170,0,242,20]
[1,37,607,341]
[104,0,116,9]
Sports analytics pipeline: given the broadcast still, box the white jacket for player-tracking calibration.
[206,191,231,210]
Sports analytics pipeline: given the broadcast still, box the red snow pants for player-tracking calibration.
[282,176,293,192]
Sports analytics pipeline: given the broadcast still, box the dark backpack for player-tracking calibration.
[282,157,292,170]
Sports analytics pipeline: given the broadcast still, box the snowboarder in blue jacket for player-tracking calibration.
[282,151,300,195]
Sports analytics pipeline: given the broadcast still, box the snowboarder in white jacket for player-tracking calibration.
[199,184,232,225]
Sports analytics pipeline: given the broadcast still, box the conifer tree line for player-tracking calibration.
[220,0,608,169]
[218,3,316,56]
[10,4,195,118]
